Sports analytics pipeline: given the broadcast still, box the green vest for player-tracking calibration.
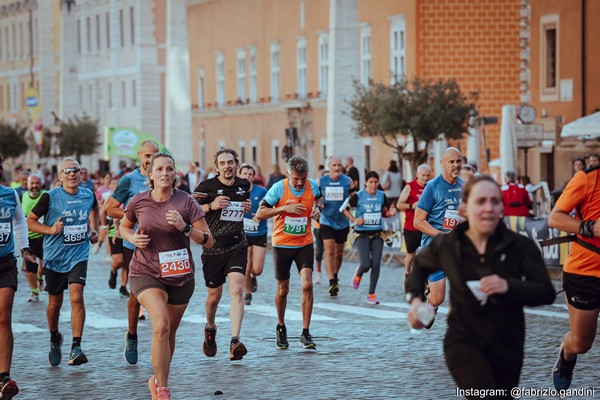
[21,190,45,239]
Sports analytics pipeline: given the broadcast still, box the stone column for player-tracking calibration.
[326,0,363,182]
[164,0,192,166]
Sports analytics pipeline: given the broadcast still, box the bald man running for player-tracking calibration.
[413,147,464,328]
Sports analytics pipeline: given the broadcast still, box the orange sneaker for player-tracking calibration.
[351,267,362,289]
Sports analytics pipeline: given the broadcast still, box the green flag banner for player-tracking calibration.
[104,127,169,160]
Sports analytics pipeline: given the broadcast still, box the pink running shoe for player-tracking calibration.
[367,293,380,305]
[156,387,171,400]
[351,267,361,289]
[148,375,158,400]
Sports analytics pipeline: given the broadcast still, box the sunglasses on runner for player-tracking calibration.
[60,167,81,175]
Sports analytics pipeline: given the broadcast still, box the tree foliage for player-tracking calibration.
[347,77,475,175]
[0,123,28,159]
[57,115,100,160]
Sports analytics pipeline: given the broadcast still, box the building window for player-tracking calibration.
[540,14,559,101]
[216,52,225,106]
[0,85,3,110]
[236,49,246,102]
[106,12,110,50]
[121,80,126,108]
[251,141,257,164]
[239,141,246,163]
[364,144,371,171]
[119,9,124,47]
[11,24,15,61]
[86,17,91,53]
[78,85,83,112]
[5,27,9,61]
[19,22,23,59]
[272,139,280,166]
[108,81,113,109]
[390,16,406,83]
[77,19,81,54]
[198,69,205,109]
[132,79,137,108]
[297,38,307,99]
[33,18,38,55]
[318,33,328,97]
[130,7,135,45]
[360,25,371,85]
[249,47,257,103]
[270,43,280,101]
[96,14,101,51]
[88,84,93,114]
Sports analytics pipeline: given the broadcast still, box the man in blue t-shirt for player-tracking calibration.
[104,139,159,364]
[317,156,354,297]
[413,147,464,328]
[28,157,99,367]
[238,164,268,306]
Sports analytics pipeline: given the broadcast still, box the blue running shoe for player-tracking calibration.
[48,333,63,366]
[552,343,576,390]
[68,346,88,366]
[124,332,138,364]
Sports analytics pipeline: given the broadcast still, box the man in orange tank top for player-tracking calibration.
[548,165,600,390]
[256,156,322,350]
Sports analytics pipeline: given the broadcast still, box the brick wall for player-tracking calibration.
[417,0,521,168]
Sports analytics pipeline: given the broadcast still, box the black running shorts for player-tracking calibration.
[273,244,314,281]
[44,262,88,295]
[563,271,600,310]
[201,246,247,288]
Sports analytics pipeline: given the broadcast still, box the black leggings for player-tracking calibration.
[445,342,521,399]
[355,235,384,294]
[313,228,324,262]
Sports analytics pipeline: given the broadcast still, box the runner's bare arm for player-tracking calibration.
[413,208,443,237]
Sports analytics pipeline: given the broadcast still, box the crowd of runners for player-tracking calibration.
[0,143,598,399]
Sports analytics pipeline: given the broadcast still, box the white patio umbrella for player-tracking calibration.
[561,111,600,140]
[433,133,447,176]
[466,126,481,170]
[499,105,518,179]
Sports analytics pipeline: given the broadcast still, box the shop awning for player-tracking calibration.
[561,111,600,140]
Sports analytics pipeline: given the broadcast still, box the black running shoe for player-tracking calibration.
[328,283,339,297]
[276,325,289,349]
[109,270,117,289]
[203,325,218,357]
[119,286,129,298]
[244,293,252,305]
[0,376,18,400]
[230,341,248,361]
[250,276,258,293]
[299,333,316,350]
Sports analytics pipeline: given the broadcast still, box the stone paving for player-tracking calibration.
[7,244,600,399]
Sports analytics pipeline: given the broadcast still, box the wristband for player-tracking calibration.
[408,203,413,210]
[21,247,30,255]
[202,232,209,244]
[207,203,212,211]
[579,220,596,238]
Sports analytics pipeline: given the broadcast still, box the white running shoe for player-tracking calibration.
[314,271,322,284]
